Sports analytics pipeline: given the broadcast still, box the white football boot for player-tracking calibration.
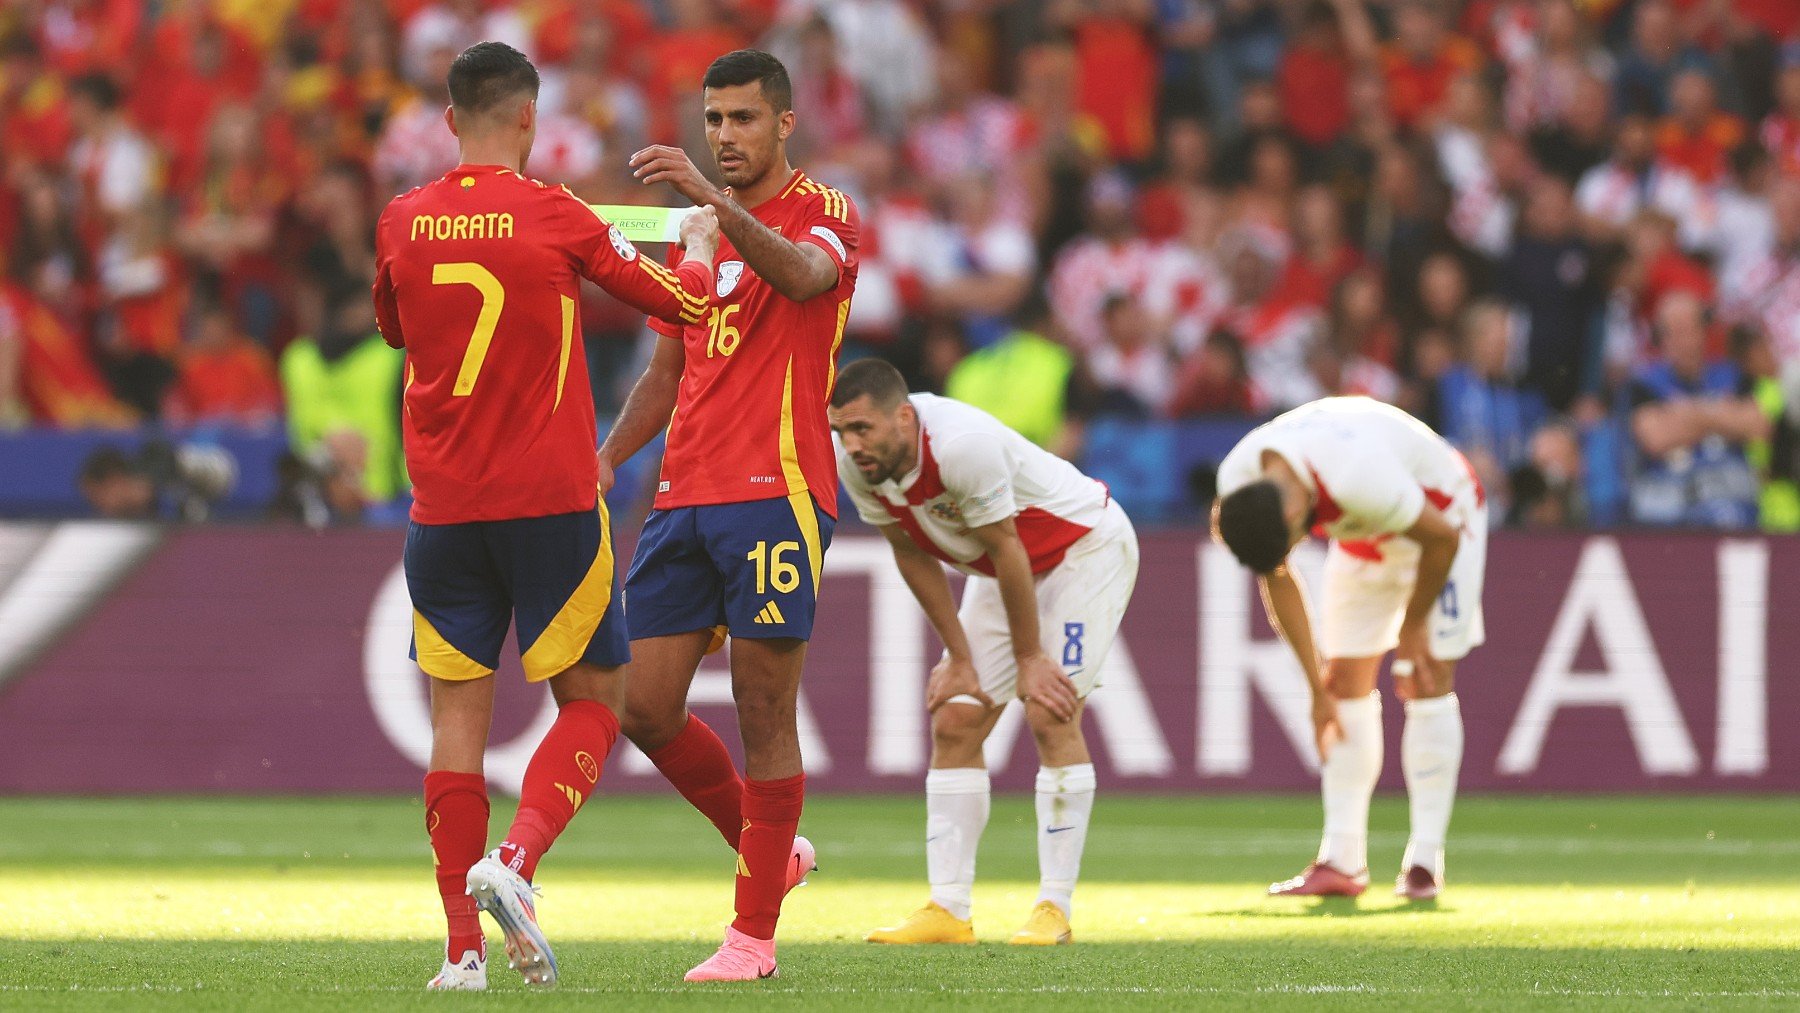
[467,851,559,986]
[426,948,487,991]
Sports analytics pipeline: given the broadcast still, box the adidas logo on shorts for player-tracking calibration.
[752,601,787,625]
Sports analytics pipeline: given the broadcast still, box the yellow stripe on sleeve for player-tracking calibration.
[637,258,707,321]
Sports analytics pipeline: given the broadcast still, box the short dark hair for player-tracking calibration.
[80,447,137,485]
[1214,480,1291,574]
[702,49,792,113]
[447,41,539,115]
[830,357,909,410]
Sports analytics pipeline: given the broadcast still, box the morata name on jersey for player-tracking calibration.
[410,213,516,242]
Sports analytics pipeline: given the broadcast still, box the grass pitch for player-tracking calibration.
[0,793,1794,1010]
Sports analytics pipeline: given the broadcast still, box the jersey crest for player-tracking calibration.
[717,260,746,298]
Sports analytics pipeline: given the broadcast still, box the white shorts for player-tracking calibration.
[951,499,1139,703]
[1319,491,1487,662]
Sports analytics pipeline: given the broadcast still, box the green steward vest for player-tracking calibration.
[945,331,1073,448]
[280,334,407,502]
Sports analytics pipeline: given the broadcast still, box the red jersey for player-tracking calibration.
[650,170,859,518]
[374,164,711,524]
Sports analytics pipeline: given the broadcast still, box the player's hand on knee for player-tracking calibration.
[1017,651,1078,723]
[1394,623,1440,696]
[926,656,991,713]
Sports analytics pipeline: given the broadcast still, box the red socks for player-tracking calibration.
[496,700,620,881]
[423,770,488,961]
[731,773,806,940]
[645,714,745,850]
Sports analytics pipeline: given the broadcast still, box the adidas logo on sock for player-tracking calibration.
[752,601,787,625]
[556,782,585,811]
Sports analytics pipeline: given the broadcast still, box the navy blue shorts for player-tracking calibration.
[625,493,835,642]
[405,503,628,682]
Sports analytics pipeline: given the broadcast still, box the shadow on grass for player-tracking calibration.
[1206,896,1447,918]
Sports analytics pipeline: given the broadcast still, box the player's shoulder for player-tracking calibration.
[788,172,858,223]
[917,394,1013,464]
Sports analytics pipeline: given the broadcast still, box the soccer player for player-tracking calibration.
[598,50,859,981]
[371,42,719,990]
[829,360,1139,946]
[1211,396,1485,901]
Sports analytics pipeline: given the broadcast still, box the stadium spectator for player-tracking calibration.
[1656,67,1744,184]
[77,446,155,519]
[1628,290,1765,527]
[1762,58,1800,177]
[1725,177,1800,364]
[1574,111,1704,248]
[1376,0,1483,132]
[65,72,156,253]
[164,301,281,428]
[1051,0,1158,164]
[1277,1,1354,153]
[918,172,1035,350]
[1529,72,1615,185]
[1734,325,1800,532]
[1613,0,1712,118]
[278,292,405,508]
[1219,224,1324,412]
[943,299,1078,451]
[1085,291,1171,418]
[372,42,460,195]
[1167,329,1254,418]
[1503,175,1599,412]
[1438,298,1546,500]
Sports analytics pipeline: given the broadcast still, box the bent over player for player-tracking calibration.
[596,50,858,981]
[1212,396,1485,901]
[371,42,718,990]
[831,360,1140,947]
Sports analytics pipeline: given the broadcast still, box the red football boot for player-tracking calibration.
[1395,865,1442,901]
[1268,862,1370,897]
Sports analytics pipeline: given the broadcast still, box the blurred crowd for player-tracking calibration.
[5,0,1800,529]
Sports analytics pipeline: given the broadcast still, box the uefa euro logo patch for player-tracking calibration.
[609,226,637,262]
[930,500,963,523]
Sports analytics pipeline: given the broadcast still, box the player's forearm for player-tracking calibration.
[1259,567,1326,695]
[599,360,679,468]
[893,547,974,661]
[989,539,1046,661]
[712,197,835,302]
[1401,534,1459,632]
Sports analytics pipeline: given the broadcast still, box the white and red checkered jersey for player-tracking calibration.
[838,393,1111,578]
[1217,397,1480,548]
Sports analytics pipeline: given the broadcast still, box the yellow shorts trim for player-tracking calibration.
[519,500,617,682]
[413,609,495,681]
[785,489,823,592]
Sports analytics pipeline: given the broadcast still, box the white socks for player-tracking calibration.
[925,764,1097,920]
[1401,692,1463,877]
[1035,763,1096,917]
[1317,691,1383,873]
[925,768,989,921]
